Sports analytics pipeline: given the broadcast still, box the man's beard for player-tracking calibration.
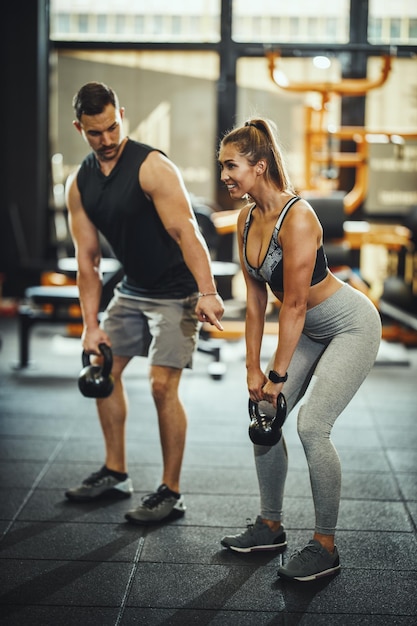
[97,144,119,161]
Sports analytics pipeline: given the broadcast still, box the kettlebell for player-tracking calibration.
[248,393,287,446]
[78,343,114,398]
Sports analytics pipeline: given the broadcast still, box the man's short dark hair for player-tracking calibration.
[72,82,119,121]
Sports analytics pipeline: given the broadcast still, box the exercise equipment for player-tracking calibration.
[266,52,394,212]
[16,262,123,369]
[193,202,240,379]
[78,343,114,398]
[248,393,287,446]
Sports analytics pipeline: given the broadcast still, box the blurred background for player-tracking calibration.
[2,0,417,346]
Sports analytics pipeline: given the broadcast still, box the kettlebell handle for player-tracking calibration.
[248,393,287,446]
[81,343,113,377]
[249,393,287,421]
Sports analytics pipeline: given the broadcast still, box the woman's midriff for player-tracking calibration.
[272,272,345,310]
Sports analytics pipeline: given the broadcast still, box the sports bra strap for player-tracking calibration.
[275,196,301,232]
[244,195,301,230]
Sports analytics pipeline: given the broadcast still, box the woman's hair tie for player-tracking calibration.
[245,121,260,130]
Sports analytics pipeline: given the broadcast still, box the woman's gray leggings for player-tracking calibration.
[255,283,382,535]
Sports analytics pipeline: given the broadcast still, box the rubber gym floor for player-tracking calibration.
[0,315,416,625]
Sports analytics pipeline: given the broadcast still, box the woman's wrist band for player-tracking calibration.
[198,292,218,297]
[268,370,288,383]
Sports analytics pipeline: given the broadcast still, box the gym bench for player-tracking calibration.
[17,285,82,368]
[16,262,123,369]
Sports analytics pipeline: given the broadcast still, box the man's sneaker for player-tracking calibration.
[65,466,133,502]
[221,516,287,553]
[125,484,186,525]
[277,539,341,582]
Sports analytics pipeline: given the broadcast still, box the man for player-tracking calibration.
[65,82,224,525]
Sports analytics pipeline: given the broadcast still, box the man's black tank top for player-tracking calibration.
[77,139,197,298]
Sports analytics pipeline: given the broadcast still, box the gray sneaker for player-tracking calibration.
[221,516,287,553]
[125,484,186,525]
[277,539,341,581]
[65,466,133,501]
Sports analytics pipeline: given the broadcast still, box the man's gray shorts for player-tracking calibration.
[100,288,201,369]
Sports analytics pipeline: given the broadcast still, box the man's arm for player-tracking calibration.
[140,151,224,329]
[65,169,110,352]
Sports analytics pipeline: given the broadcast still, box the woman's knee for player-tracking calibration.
[298,422,320,447]
[297,405,331,447]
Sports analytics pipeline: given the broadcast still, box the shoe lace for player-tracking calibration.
[141,488,169,509]
[291,543,320,563]
[245,518,257,535]
[84,466,109,486]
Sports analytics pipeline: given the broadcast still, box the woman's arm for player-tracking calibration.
[262,200,322,406]
[237,208,270,403]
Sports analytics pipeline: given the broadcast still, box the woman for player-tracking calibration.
[218,118,381,582]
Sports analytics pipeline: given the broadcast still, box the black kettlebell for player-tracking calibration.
[248,393,287,446]
[78,343,114,398]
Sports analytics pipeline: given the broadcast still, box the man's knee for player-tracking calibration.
[150,366,181,403]
[110,354,131,380]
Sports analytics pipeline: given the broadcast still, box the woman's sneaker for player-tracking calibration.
[277,539,341,581]
[125,484,186,525]
[65,466,133,501]
[221,516,287,553]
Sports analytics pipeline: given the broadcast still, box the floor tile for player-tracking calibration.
[1,317,416,623]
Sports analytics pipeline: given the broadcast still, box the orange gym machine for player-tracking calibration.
[265,52,417,345]
[266,52,396,213]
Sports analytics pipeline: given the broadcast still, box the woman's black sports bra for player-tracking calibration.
[242,196,328,293]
